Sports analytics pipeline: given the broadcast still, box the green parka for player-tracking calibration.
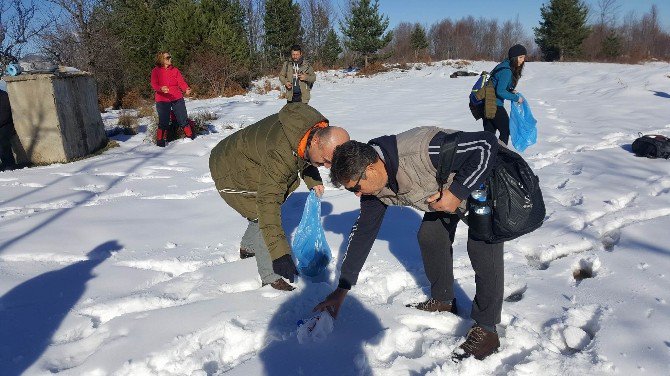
[209,103,327,260]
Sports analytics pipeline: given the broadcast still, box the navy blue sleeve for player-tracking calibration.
[338,195,387,289]
[447,131,499,200]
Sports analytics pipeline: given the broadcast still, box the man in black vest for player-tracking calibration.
[314,127,504,361]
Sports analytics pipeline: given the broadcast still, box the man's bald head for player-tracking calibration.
[309,126,350,168]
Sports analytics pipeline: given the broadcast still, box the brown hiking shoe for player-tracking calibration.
[263,278,295,291]
[406,298,457,314]
[240,248,255,259]
[452,325,500,361]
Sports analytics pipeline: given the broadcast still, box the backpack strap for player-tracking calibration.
[436,132,461,200]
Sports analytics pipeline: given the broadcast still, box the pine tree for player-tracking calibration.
[340,0,392,67]
[107,0,170,93]
[201,0,251,67]
[601,30,622,59]
[410,23,429,61]
[161,0,206,65]
[263,0,302,66]
[321,28,342,68]
[533,0,590,61]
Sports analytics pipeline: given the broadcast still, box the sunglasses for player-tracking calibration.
[345,169,366,193]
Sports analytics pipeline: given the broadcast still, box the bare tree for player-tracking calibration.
[301,0,332,62]
[597,0,620,29]
[0,0,51,69]
[429,18,453,60]
[381,22,413,62]
[241,0,264,56]
[43,0,125,106]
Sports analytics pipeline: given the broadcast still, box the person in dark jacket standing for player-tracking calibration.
[314,127,505,361]
[209,103,349,291]
[0,88,17,171]
[279,45,316,104]
[484,44,527,145]
[150,51,194,147]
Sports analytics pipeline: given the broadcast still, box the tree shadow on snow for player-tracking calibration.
[0,241,122,376]
[257,279,384,375]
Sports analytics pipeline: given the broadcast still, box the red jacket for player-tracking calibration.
[151,66,190,102]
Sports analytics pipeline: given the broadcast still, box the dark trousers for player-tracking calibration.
[418,211,504,327]
[0,125,16,168]
[156,98,188,130]
[483,105,510,145]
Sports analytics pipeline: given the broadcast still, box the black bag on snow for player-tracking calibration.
[436,134,546,243]
[632,134,670,159]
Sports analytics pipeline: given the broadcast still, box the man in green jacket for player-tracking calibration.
[279,45,316,104]
[209,103,349,290]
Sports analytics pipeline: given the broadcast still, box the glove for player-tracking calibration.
[273,254,298,283]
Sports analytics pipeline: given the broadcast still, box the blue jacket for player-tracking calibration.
[491,59,520,106]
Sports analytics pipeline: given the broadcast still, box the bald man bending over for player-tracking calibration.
[209,103,349,290]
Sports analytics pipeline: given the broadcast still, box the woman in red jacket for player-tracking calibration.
[150,51,194,147]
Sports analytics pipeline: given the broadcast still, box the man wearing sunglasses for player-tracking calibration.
[314,126,504,361]
[209,103,349,291]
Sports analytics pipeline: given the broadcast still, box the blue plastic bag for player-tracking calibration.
[509,94,537,152]
[291,191,332,277]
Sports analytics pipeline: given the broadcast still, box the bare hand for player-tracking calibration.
[313,185,325,197]
[299,73,306,81]
[518,96,524,104]
[426,189,463,212]
[185,88,192,97]
[161,86,169,93]
[285,82,292,89]
[313,288,348,319]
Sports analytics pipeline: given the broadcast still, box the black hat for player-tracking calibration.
[508,44,527,59]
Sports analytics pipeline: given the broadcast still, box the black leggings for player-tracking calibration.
[156,98,188,130]
[482,106,510,145]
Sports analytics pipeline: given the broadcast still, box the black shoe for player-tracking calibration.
[240,248,255,259]
[452,325,500,361]
[406,298,457,314]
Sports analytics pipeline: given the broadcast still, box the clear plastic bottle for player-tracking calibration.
[468,183,492,239]
[471,185,491,215]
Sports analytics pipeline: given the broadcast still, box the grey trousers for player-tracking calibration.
[240,220,281,284]
[417,212,504,327]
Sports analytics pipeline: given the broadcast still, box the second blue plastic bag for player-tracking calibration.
[291,191,332,277]
[509,94,537,152]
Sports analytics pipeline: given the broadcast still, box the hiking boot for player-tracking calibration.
[262,278,295,291]
[240,248,255,259]
[156,129,166,147]
[406,298,457,314]
[452,325,500,361]
[183,124,195,140]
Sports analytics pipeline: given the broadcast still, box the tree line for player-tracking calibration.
[1,0,668,108]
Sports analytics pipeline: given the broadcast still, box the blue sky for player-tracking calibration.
[358,0,670,34]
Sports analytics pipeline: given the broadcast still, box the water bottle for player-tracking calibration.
[468,183,492,240]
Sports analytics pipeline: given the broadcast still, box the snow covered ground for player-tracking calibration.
[1,61,670,375]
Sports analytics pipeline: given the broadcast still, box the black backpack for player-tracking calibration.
[436,133,546,243]
[632,134,670,159]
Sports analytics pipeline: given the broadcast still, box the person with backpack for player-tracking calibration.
[482,44,527,145]
[313,127,506,361]
[150,51,194,147]
[279,45,316,104]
